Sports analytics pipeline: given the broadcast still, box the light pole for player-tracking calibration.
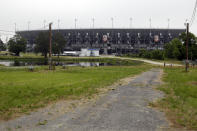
[149,18,152,28]
[130,17,132,28]
[28,21,31,31]
[167,18,170,29]
[92,18,95,28]
[58,19,60,31]
[14,23,17,32]
[75,18,77,29]
[111,17,114,28]
[44,20,46,29]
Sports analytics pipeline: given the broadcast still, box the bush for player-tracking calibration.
[164,38,184,60]
[151,50,164,60]
[138,49,164,60]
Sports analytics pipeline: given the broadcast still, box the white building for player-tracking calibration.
[79,49,99,57]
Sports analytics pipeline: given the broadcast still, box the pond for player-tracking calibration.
[0,60,113,67]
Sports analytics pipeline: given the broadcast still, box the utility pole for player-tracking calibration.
[186,23,189,72]
[49,23,53,70]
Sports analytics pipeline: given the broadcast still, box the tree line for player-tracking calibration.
[0,32,66,57]
[125,32,197,60]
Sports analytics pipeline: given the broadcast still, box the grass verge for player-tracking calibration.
[0,63,151,120]
[155,67,197,130]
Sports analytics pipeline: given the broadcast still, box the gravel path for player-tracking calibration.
[0,68,170,131]
[103,56,182,66]
[119,58,182,66]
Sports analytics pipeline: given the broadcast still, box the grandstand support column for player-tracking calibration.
[103,41,108,55]
[104,48,108,55]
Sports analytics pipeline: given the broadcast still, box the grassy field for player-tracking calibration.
[0,63,151,120]
[157,67,197,130]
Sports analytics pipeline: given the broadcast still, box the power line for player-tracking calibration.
[22,24,49,31]
[0,24,14,27]
[190,0,197,26]
[190,0,197,24]
[0,32,15,35]
[0,30,15,33]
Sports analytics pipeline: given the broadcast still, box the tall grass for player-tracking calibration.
[158,67,197,129]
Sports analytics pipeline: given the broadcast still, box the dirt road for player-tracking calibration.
[0,69,170,131]
[111,56,182,66]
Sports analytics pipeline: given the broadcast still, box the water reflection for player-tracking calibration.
[0,60,107,67]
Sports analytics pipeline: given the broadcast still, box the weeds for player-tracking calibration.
[158,67,197,130]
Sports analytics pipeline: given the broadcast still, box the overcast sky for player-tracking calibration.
[0,0,197,41]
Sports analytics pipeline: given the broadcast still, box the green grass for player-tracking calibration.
[158,67,197,129]
[0,63,151,120]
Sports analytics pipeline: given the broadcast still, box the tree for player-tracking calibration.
[164,38,184,60]
[52,32,66,57]
[179,32,197,60]
[179,32,196,47]
[34,32,49,58]
[8,35,27,56]
[164,43,174,58]
[138,49,164,60]
[0,39,6,51]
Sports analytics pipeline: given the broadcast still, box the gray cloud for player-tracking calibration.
[0,0,196,41]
